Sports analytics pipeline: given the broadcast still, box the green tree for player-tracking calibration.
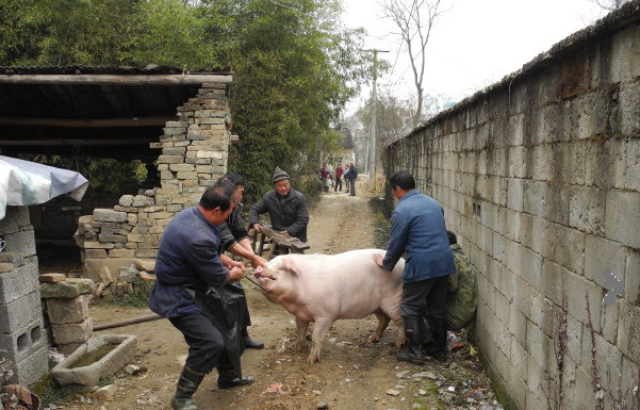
[0,0,221,67]
[210,0,371,201]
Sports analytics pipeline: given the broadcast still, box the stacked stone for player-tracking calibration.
[97,259,155,299]
[78,81,232,287]
[0,207,48,387]
[40,275,95,355]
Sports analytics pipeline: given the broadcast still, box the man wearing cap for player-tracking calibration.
[249,167,310,242]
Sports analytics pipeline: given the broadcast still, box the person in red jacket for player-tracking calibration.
[334,164,344,192]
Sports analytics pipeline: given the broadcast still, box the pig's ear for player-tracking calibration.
[282,257,302,275]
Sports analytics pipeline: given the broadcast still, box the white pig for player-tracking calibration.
[254,249,405,364]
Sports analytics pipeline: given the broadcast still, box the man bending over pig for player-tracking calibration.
[216,173,268,349]
[249,166,309,243]
[374,170,455,362]
[148,185,254,410]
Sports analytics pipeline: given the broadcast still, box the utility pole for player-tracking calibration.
[363,49,389,182]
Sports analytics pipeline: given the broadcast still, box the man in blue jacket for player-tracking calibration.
[374,170,455,362]
[148,184,254,410]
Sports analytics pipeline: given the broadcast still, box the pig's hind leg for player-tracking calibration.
[392,316,406,348]
[365,311,391,344]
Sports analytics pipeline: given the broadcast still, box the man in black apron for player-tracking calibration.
[149,184,254,410]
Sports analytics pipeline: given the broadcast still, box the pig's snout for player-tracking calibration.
[254,266,276,281]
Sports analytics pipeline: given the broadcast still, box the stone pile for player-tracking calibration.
[76,80,233,289]
[94,259,155,299]
[40,274,96,355]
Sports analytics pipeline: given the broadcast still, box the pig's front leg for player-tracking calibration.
[295,317,310,352]
[308,318,333,364]
[366,311,391,343]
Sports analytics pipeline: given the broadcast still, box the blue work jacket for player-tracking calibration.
[382,190,455,283]
[148,207,229,318]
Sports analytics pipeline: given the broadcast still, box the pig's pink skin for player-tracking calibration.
[254,249,405,364]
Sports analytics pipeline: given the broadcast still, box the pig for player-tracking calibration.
[254,249,405,364]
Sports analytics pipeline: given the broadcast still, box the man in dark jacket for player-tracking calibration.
[148,185,254,410]
[249,167,310,242]
[346,162,358,196]
[216,173,267,349]
[373,170,455,362]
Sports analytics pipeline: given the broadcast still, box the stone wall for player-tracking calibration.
[0,206,48,387]
[386,4,640,409]
[76,80,233,287]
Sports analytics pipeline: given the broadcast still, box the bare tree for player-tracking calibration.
[593,0,632,11]
[381,0,447,124]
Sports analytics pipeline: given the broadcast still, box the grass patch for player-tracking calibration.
[32,371,76,407]
[370,196,394,249]
[109,289,152,309]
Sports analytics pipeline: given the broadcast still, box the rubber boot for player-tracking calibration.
[217,365,255,390]
[243,327,264,349]
[396,316,425,363]
[421,318,433,349]
[424,318,447,361]
[171,365,205,410]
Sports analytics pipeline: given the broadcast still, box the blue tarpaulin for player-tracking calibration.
[0,155,88,221]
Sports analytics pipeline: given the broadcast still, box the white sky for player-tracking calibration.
[341,0,609,114]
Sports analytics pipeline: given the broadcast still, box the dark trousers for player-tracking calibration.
[401,276,448,322]
[348,178,356,196]
[170,313,227,374]
[334,177,342,192]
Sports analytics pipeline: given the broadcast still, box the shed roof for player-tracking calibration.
[0,65,232,159]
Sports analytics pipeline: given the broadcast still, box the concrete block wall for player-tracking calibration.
[0,206,49,387]
[76,80,233,285]
[386,3,640,409]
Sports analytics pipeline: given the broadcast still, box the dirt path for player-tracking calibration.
[63,187,499,410]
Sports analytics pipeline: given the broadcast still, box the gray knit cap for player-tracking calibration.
[272,166,290,182]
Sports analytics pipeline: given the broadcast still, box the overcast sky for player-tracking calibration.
[341,0,610,114]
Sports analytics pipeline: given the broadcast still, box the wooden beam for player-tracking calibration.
[0,138,155,146]
[0,74,232,85]
[0,116,176,127]
[93,313,162,331]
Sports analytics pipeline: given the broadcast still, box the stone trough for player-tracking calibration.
[51,334,136,388]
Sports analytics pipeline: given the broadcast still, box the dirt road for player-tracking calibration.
[68,188,498,410]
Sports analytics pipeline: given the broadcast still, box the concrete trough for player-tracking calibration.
[51,334,136,388]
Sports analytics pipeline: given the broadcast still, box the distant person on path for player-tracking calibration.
[344,164,350,192]
[319,164,330,192]
[148,185,254,410]
[346,162,358,196]
[215,174,268,350]
[334,163,344,192]
[373,170,455,362]
[249,167,310,242]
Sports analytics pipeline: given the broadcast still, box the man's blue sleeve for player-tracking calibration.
[186,240,228,287]
[382,211,410,271]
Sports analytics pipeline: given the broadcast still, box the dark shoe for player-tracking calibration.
[244,335,265,349]
[397,316,425,363]
[242,328,264,349]
[217,376,255,389]
[171,365,205,409]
